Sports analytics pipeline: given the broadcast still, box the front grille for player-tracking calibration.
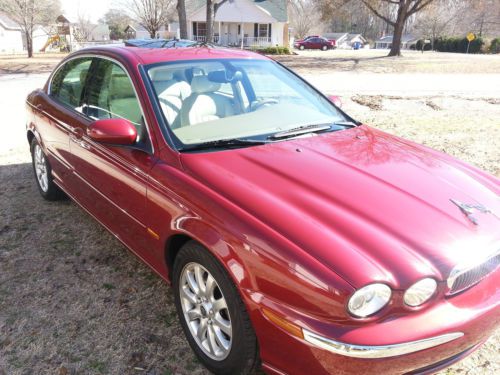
[447,252,500,295]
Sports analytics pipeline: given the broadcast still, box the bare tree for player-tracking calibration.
[127,0,173,38]
[289,0,320,39]
[73,13,96,42]
[101,9,133,40]
[0,0,60,57]
[413,0,457,49]
[321,0,437,56]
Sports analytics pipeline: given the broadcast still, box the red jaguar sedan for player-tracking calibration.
[26,45,499,375]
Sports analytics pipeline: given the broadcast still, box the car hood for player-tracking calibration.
[180,125,500,289]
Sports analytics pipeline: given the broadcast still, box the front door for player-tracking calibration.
[67,57,157,262]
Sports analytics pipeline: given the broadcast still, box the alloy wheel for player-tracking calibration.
[179,262,232,360]
[34,144,49,192]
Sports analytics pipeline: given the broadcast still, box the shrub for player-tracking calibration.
[490,38,500,54]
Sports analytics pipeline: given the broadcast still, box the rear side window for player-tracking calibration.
[50,58,92,109]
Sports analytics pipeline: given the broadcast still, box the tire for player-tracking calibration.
[321,45,327,51]
[299,45,305,50]
[30,138,63,201]
[173,241,259,375]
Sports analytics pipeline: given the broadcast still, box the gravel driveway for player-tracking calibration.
[0,53,499,374]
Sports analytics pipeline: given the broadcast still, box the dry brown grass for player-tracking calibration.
[0,53,68,74]
[0,51,499,375]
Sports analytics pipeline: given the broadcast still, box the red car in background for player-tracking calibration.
[26,45,499,375]
[294,36,335,50]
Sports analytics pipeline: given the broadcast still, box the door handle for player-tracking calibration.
[71,127,84,139]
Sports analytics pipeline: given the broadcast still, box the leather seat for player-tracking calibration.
[151,70,191,126]
[179,75,234,127]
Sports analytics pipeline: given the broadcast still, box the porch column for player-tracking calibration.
[240,22,244,49]
[218,21,221,44]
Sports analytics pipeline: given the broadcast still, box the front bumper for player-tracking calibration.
[247,269,499,375]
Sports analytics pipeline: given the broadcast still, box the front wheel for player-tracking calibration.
[173,241,259,374]
[30,138,63,201]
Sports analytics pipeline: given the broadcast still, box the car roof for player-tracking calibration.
[76,45,269,66]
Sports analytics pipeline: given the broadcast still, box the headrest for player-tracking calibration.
[190,75,221,94]
[208,70,242,83]
[151,69,174,81]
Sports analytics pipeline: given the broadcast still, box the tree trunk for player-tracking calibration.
[149,28,157,39]
[177,0,188,39]
[206,0,213,43]
[26,31,33,58]
[388,4,407,57]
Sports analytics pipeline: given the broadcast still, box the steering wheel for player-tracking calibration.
[250,99,279,111]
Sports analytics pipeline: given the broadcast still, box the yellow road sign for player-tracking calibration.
[467,33,475,42]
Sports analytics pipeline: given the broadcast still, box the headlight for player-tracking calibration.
[348,283,392,318]
[404,278,437,307]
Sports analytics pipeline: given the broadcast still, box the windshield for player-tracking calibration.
[146,58,349,146]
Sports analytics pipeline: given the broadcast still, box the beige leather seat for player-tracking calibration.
[151,70,191,126]
[179,75,234,127]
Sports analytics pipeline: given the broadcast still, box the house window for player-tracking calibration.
[193,22,207,37]
[258,24,268,38]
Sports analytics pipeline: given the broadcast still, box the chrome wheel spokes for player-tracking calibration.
[180,262,232,360]
[34,145,49,192]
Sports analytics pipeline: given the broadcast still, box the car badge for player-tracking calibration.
[450,199,492,225]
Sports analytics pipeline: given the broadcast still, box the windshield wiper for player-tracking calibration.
[268,124,332,140]
[333,121,357,128]
[179,138,267,151]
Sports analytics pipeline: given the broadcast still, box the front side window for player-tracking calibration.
[50,57,92,109]
[147,59,349,146]
[85,59,143,130]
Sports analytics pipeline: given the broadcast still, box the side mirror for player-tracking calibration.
[328,95,342,108]
[87,118,137,145]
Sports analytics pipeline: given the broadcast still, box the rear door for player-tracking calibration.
[67,57,157,261]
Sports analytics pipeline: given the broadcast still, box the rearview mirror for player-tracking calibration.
[328,95,342,108]
[87,118,137,145]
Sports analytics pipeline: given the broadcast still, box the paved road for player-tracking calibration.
[0,73,48,155]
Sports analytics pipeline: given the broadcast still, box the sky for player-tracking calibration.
[60,0,115,23]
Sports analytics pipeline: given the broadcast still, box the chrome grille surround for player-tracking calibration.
[447,248,500,295]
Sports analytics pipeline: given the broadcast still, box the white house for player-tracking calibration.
[187,0,288,47]
[375,34,419,50]
[124,24,175,40]
[323,32,366,49]
[0,12,23,53]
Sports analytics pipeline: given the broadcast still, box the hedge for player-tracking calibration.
[251,46,291,55]
[433,37,484,53]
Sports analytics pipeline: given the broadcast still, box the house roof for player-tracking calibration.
[190,0,287,22]
[376,34,418,43]
[125,24,167,33]
[323,32,348,41]
[254,0,287,22]
[0,12,21,31]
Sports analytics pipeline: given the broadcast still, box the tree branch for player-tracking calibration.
[360,0,396,26]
